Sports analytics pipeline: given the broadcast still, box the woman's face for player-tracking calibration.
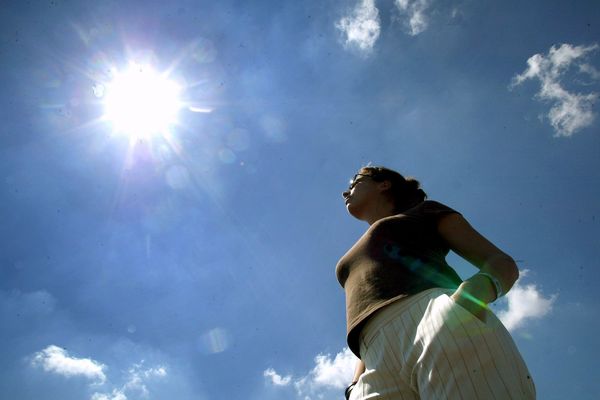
[342,173,380,220]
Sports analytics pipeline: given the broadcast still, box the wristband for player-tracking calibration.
[345,382,357,400]
[477,272,504,300]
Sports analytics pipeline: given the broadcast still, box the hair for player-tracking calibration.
[358,165,427,212]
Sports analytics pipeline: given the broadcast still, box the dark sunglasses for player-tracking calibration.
[348,174,372,190]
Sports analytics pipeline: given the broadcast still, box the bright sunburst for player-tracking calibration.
[102,63,182,138]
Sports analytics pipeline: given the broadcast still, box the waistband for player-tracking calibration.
[359,287,453,349]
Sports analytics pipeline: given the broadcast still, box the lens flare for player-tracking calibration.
[199,328,231,354]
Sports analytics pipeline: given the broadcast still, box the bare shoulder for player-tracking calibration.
[437,212,509,268]
[437,212,471,234]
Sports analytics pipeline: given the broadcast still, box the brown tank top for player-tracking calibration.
[336,200,463,357]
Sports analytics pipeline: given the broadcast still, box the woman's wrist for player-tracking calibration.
[451,279,493,322]
[456,273,498,305]
[477,271,504,299]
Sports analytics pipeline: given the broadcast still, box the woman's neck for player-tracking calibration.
[365,202,397,225]
[366,200,423,225]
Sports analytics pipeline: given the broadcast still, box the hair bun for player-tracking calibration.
[357,166,427,209]
[405,177,421,191]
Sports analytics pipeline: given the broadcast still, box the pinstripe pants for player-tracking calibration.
[351,288,536,400]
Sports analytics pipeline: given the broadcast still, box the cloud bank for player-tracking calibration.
[511,43,600,137]
[336,0,381,55]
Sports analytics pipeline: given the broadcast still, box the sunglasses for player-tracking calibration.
[348,174,372,191]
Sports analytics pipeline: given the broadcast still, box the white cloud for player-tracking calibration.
[306,347,357,389]
[122,362,168,397]
[263,368,292,386]
[336,0,461,53]
[91,389,127,400]
[395,0,432,36]
[31,345,106,384]
[497,270,558,331]
[511,43,600,137]
[579,63,600,80]
[336,0,381,55]
[144,366,167,378]
[30,345,170,400]
[265,347,358,399]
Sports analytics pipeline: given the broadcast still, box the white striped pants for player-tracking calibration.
[351,288,536,400]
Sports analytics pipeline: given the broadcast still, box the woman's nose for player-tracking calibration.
[342,190,350,198]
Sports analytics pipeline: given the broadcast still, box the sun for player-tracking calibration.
[102,63,182,138]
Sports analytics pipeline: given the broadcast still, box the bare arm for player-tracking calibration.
[345,360,365,399]
[438,213,519,319]
[352,359,365,383]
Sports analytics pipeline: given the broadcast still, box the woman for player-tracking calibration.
[337,166,535,400]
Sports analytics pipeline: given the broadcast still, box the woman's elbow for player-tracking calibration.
[500,255,519,290]
[509,260,519,286]
[487,254,519,290]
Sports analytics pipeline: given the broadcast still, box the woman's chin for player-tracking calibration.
[346,204,363,220]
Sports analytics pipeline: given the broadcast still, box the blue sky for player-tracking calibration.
[1,0,599,399]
